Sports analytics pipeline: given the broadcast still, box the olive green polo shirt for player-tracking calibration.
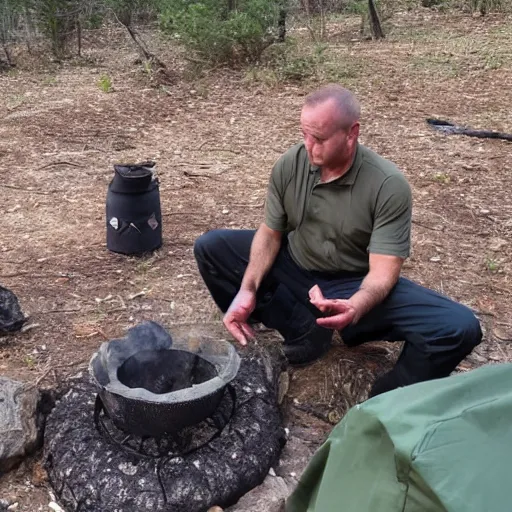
[264,143,412,273]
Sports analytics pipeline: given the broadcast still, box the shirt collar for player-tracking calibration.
[309,143,362,187]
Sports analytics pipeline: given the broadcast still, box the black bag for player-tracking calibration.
[0,286,26,333]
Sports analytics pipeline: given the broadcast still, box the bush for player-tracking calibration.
[422,0,509,12]
[29,0,79,58]
[97,73,113,91]
[244,39,327,83]
[159,0,285,66]
[344,0,368,15]
[0,0,22,67]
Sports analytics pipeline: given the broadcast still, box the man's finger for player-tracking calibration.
[225,320,248,346]
[308,285,324,302]
[316,313,351,330]
[309,297,333,309]
[309,300,329,313]
[312,298,349,312]
[241,323,256,341]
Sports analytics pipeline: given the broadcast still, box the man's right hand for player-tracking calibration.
[223,289,257,346]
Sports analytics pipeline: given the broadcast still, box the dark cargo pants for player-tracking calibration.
[194,229,482,396]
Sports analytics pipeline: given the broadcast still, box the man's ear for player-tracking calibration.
[349,122,360,141]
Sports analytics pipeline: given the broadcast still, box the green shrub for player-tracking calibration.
[159,0,285,66]
[97,74,113,92]
[468,0,504,13]
[83,11,105,29]
[30,0,79,58]
[247,39,326,83]
[344,0,368,15]
[0,0,22,67]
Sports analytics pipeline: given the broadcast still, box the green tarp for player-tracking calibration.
[286,363,512,512]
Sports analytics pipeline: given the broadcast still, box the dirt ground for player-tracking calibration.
[1,8,511,511]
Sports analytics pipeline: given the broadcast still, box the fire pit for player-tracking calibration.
[89,321,240,437]
[44,323,286,512]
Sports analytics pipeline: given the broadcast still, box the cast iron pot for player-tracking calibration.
[89,321,240,438]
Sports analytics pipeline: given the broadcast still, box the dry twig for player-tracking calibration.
[412,219,444,231]
[183,170,219,179]
[39,307,82,314]
[292,402,331,424]
[35,161,84,171]
[1,185,54,195]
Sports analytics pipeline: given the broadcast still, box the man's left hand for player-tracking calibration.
[309,285,357,330]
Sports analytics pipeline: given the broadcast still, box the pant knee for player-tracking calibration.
[454,305,483,352]
[193,229,222,262]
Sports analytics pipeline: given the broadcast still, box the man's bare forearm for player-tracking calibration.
[349,277,395,323]
[240,223,282,293]
[349,254,404,323]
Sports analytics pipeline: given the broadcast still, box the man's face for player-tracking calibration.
[300,99,359,169]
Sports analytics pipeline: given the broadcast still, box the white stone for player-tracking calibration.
[118,462,138,476]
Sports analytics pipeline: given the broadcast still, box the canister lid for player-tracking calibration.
[114,161,155,179]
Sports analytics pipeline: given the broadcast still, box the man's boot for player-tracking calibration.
[256,284,332,366]
[282,323,333,365]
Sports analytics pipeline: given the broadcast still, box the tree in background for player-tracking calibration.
[368,0,384,39]
[27,0,80,58]
[0,0,22,67]
[105,0,162,63]
[1,0,510,70]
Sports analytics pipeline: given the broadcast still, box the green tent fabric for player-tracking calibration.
[286,363,512,512]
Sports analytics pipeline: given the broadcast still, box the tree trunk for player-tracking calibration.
[277,8,286,42]
[125,23,153,62]
[2,43,13,67]
[368,0,384,40]
[24,9,34,54]
[76,19,81,57]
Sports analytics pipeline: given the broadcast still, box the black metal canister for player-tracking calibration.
[106,161,162,255]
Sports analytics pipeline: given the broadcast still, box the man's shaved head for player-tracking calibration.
[300,84,361,170]
[304,84,361,129]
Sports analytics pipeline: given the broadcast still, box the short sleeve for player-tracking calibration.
[368,174,412,258]
[264,157,289,232]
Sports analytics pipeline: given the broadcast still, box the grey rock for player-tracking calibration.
[226,426,328,511]
[227,473,288,512]
[277,434,320,491]
[0,378,41,473]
